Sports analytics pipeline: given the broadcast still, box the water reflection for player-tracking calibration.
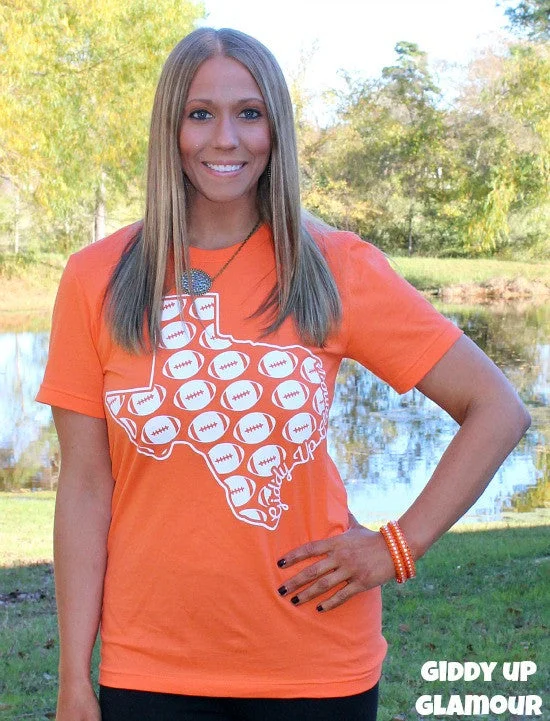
[329,303,550,523]
[1,304,549,524]
[0,333,58,490]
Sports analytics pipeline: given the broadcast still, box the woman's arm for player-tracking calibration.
[276,335,531,610]
[52,408,114,720]
[398,333,531,558]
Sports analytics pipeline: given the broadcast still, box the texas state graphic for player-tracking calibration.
[105,293,330,530]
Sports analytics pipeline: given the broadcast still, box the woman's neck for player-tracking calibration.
[187,200,261,250]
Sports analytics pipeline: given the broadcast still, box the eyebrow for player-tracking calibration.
[185,97,266,105]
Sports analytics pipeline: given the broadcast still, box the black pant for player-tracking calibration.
[99,683,379,721]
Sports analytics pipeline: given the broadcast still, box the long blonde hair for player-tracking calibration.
[106,27,341,351]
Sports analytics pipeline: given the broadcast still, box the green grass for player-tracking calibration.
[391,256,550,294]
[1,493,548,720]
[379,524,549,720]
[0,493,55,566]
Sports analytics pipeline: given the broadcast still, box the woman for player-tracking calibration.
[37,27,530,721]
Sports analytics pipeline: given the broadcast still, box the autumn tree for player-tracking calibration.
[0,0,204,251]
[303,42,450,254]
[450,40,550,254]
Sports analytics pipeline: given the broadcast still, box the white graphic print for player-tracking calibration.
[105,294,330,530]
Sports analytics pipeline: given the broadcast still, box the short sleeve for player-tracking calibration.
[36,255,105,417]
[340,238,463,393]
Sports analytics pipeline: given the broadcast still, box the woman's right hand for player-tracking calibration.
[56,681,101,721]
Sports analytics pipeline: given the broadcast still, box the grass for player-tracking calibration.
[379,522,549,720]
[1,492,548,720]
[0,493,56,566]
[390,255,550,295]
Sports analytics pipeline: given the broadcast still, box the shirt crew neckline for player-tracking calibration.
[187,223,271,266]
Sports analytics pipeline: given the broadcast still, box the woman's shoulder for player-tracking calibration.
[306,221,389,275]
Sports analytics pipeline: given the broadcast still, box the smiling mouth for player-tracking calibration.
[204,163,245,173]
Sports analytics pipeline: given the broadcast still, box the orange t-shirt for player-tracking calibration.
[37,222,462,698]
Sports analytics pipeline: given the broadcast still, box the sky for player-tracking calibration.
[198,0,513,119]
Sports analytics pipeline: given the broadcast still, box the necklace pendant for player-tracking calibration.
[182,269,213,295]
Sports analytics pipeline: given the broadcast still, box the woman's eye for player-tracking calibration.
[240,108,261,120]
[189,109,212,120]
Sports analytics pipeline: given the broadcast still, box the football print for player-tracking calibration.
[282,412,317,444]
[247,445,286,477]
[199,324,232,351]
[189,296,216,321]
[173,379,216,411]
[221,475,256,507]
[106,393,124,416]
[233,412,276,445]
[188,411,230,443]
[161,296,186,321]
[127,385,167,416]
[258,350,298,378]
[208,443,245,475]
[272,380,310,410]
[107,292,331,530]
[208,350,250,380]
[160,321,196,349]
[300,356,323,385]
[220,380,263,411]
[312,386,327,416]
[141,415,181,445]
[238,508,268,524]
[162,350,204,379]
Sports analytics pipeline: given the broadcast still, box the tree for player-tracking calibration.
[300,35,550,258]
[302,42,450,254]
[454,42,550,253]
[499,0,550,41]
[0,0,205,251]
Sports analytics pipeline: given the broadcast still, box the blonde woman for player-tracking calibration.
[38,27,530,721]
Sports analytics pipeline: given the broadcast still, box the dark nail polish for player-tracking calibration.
[291,595,299,605]
[277,585,288,596]
[277,558,286,568]
[316,604,324,612]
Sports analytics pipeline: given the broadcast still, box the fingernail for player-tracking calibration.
[277,585,288,596]
[316,604,324,612]
[277,558,286,568]
[291,595,300,605]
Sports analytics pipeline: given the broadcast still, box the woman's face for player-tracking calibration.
[179,55,271,210]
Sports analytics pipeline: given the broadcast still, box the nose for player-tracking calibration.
[213,114,239,149]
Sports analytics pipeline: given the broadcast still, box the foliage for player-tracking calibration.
[302,43,453,254]
[1,2,549,259]
[0,0,205,252]
[300,36,550,258]
[500,0,550,41]
[456,43,550,253]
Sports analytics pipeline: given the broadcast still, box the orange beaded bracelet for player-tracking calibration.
[379,523,407,584]
[388,520,416,580]
[379,521,416,584]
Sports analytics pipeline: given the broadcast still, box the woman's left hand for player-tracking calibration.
[276,514,396,612]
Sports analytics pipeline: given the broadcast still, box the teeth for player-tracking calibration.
[206,163,243,173]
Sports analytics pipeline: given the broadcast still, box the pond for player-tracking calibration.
[1,303,549,525]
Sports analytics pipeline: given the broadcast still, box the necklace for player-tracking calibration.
[181,220,261,295]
